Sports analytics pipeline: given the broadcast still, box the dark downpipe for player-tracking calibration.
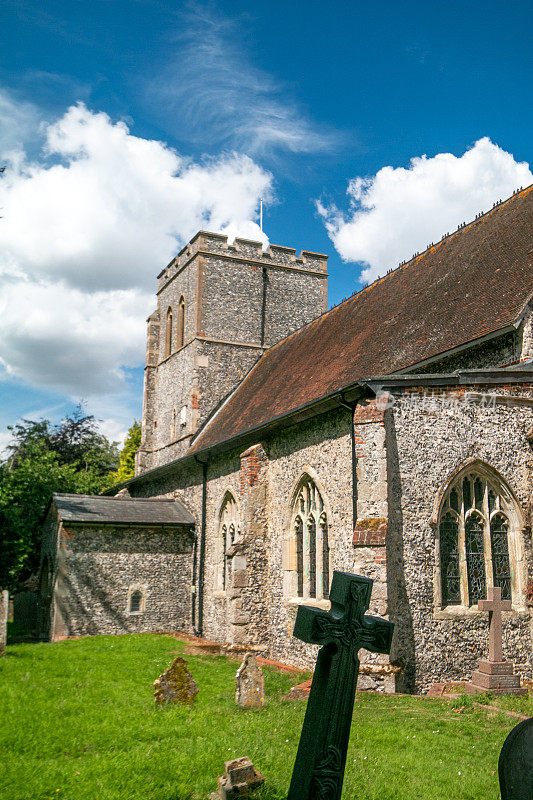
[338,394,358,530]
[193,455,209,637]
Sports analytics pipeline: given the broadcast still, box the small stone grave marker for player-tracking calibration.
[466,586,526,695]
[211,756,264,800]
[235,653,265,709]
[0,590,8,656]
[153,656,199,704]
[287,571,394,800]
[498,718,533,800]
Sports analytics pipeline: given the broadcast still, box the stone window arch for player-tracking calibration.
[177,296,185,350]
[217,491,241,592]
[165,306,173,357]
[435,461,525,610]
[287,474,330,601]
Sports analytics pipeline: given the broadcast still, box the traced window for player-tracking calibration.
[437,466,519,608]
[218,492,241,591]
[289,476,330,601]
[177,296,185,349]
[165,306,173,357]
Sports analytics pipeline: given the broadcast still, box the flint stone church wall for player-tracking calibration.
[388,385,533,692]
[48,522,194,640]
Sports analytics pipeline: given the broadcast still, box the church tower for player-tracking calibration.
[136,231,328,473]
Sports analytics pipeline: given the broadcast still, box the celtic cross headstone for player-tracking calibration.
[287,571,394,800]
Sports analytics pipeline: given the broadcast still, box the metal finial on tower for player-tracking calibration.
[260,198,263,232]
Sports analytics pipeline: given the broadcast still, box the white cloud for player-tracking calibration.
[318,137,533,282]
[150,4,342,157]
[0,97,273,398]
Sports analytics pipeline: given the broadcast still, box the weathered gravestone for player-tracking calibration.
[153,656,199,704]
[498,717,533,800]
[466,586,526,695]
[211,756,264,800]
[0,589,8,656]
[235,653,265,709]
[287,571,394,800]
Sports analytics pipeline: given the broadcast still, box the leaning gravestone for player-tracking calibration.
[498,718,533,800]
[153,656,199,704]
[235,653,265,709]
[0,590,8,656]
[287,571,394,800]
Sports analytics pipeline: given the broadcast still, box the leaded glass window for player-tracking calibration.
[320,512,330,600]
[491,514,511,601]
[438,468,518,608]
[439,513,460,605]
[465,513,487,605]
[290,476,329,600]
[295,516,304,597]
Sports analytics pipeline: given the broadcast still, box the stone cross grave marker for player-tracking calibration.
[0,590,8,656]
[235,653,265,708]
[287,571,394,800]
[498,718,533,800]
[466,586,526,695]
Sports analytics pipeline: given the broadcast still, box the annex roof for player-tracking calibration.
[52,493,195,527]
[190,186,533,453]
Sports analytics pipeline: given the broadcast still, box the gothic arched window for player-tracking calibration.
[288,476,329,601]
[177,296,185,350]
[218,492,241,592]
[437,466,520,608]
[165,306,173,357]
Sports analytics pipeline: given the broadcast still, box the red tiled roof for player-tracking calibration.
[190,186,533,453]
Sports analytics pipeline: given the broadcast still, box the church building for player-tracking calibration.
[40,186,533,692]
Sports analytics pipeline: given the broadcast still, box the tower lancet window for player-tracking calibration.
[177,296,185,350]
[438,466,516,608]
[165,306,173,358]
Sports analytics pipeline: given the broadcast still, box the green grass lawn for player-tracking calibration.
[0,634,528,800]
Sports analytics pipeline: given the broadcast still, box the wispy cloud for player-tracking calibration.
[148,3,343,157]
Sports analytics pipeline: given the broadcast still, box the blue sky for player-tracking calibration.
[0,0,532,449]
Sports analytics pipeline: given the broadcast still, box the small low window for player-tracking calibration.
[129,590,143,613]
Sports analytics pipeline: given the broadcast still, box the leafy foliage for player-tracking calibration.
[0,405,119,591]
[106,420,141,486]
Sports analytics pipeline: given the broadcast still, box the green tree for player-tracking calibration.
[0,406,119,590]
[106,420,141,486]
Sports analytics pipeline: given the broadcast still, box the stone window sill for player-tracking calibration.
[287,597,331,610]
[127,611,144,616]
[433,605,528,620]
